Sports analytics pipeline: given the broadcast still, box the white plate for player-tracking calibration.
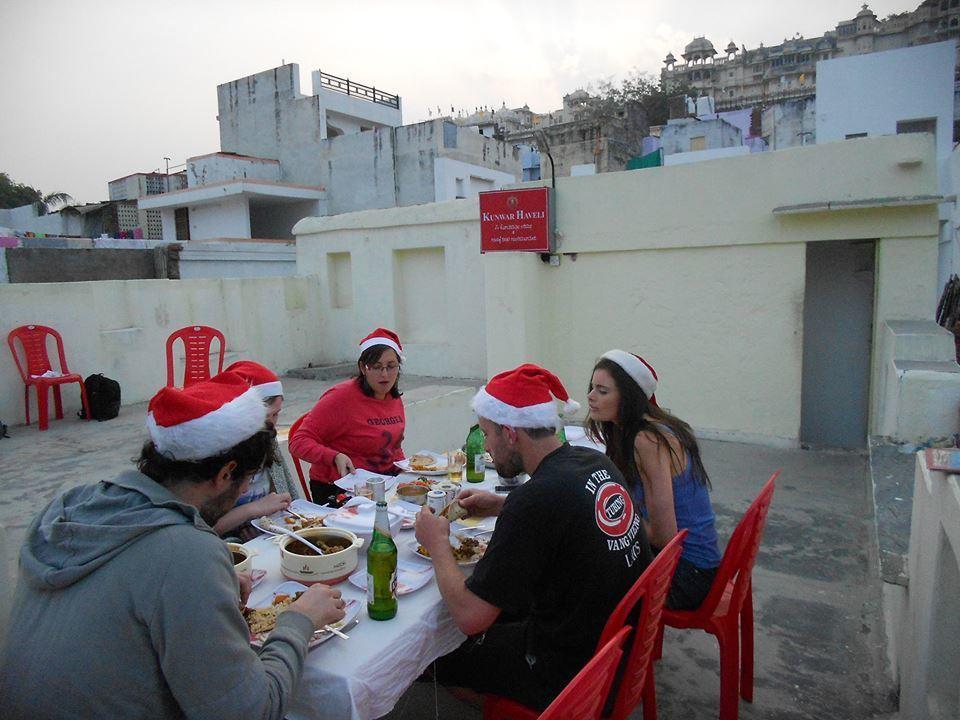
[333,469,400,493]
[394,450,448,475]
[251,499,332,536]
[347,559,434,595]
[409,535,488,566]
[246,581,360,648]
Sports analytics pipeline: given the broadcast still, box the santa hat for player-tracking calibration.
[601,349,658,406]
[223,360,283,399]
[358,327,404,360]
[146,372,267,461]
[472,363,581,430]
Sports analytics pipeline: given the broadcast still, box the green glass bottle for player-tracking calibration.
[556,419,567,444]
[465,424,486,483]
[366,481,397,620]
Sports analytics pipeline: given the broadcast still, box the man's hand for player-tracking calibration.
[457,489,505,518]
[290,584,347,630]
[334,453,356,477]
[414,507,451,557]
[252,492,292,516]
[236,570,253,608]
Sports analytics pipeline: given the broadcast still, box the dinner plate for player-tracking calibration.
[247,581,360,648]
[347,560,434,595]
[409,536,487,566]
[394,450,448,475]
[333,469,400,493]
[251,499,332,535]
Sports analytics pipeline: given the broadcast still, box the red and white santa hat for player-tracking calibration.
[472,363,581,430]
[223,360,283,399]
[358,327,404,360]
[146,372,267,461]
[601,349,658,406]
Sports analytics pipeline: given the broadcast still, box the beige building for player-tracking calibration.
[662,2,960,112]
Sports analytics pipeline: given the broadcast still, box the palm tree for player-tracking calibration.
[35,191,74,215]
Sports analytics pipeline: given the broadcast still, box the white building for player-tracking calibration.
[142,64,520,249]
[816,40,957,285]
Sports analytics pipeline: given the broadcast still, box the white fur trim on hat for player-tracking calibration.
[471,386,564,430]
[601,349,657,399]
[255,380,283,398]
[358,337,404,361]
[146,386,267,461]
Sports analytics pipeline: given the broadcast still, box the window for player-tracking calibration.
[897,118,937,135]
[845,132,868,139]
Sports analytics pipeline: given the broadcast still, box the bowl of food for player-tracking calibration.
[279,528,364,585]
[396,483,429,506]
[226,542,255,573]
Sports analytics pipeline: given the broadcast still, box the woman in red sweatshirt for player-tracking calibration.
[288,328,406,503]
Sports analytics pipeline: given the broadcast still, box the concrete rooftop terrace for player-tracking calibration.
[0,375,899,720]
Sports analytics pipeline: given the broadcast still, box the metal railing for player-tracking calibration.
[317,71,399,109]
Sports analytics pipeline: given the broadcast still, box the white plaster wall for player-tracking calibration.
[189,196,251,239]
[294,200,485,379]
[160,208,177,242]
[898,455,960,720]
[187,155,280,187]
[663,146,751,166]
[486,134,939,445]
[433,157,516,201]
[178,242,297,279]
[816,41,955,196]
[0,276,325,425]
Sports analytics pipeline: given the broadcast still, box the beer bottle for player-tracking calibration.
[556,419,567,444]
[465,424,486,483]
[366,480,397,620]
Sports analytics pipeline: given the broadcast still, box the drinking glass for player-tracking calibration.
[446,450,464,484]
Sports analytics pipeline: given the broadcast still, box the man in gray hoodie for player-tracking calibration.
[0,372,345,719]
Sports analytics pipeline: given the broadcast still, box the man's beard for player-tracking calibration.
[495,449,524,480]
[199,482,244,526]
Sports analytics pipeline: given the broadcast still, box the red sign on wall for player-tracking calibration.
[479,187,554,253]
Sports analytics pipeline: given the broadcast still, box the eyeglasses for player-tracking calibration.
[365,363,400,374]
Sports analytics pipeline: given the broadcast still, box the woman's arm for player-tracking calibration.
[634,431,679,548]
[287,395,343,470]
[213,493,292,535]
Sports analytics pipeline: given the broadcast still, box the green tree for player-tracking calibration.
[0,172,73,214]
[589,71,694,126]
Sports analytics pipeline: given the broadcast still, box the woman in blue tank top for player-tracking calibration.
[586,350,721,610]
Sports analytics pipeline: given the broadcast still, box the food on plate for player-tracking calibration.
[409,453,440,471]
[416,535,487,564]
[284,537,351,557]
[399,477,432,490]
[244,591,304,634]
[482,452,493,465]
[440,500,469,522]
[453,536,486,563]
[258,514,325,533]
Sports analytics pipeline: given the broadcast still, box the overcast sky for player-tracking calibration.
[1,0,910,203]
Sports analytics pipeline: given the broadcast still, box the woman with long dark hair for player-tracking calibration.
[586,350,720,610]
[288,328,406,504]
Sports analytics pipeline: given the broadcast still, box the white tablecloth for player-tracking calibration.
[245,472,499,720]
[248,427,600,720]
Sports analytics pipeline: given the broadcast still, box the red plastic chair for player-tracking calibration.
[286,413,313,501]
[654,471,780,720]
[165,325,225,388]
[7,325,91,431]
[484,626,631,720]
[598,530,688,720]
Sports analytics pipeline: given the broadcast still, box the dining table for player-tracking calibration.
[244,426,598,720]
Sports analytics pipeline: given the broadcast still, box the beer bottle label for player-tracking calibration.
[474,455,484,474]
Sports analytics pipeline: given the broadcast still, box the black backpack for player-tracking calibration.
[79,374,121,421]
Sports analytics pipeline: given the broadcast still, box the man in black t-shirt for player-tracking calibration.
[415,364,652,711]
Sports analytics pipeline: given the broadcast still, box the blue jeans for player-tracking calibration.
[667,556,718,610]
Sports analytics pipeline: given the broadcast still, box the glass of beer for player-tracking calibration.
[446,450,464,484]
